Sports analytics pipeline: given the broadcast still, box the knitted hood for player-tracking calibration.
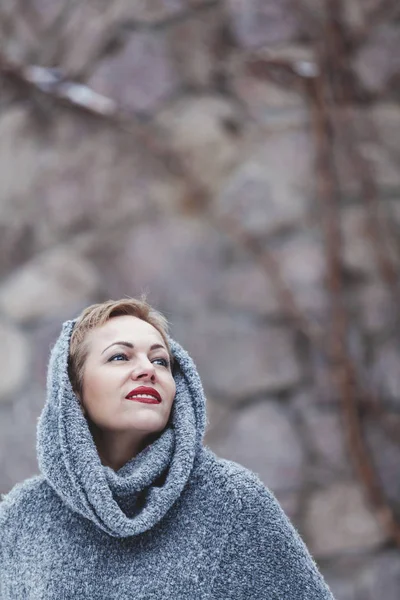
[36,319,207,539]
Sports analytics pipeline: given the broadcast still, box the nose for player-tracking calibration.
[130,356,156,382]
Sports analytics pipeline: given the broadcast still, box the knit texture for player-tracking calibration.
[0,319,335,599]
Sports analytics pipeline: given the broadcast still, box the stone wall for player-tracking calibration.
[1,1,400,597]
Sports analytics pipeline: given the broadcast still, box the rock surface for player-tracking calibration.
[0,248,99,323]
[0,1,399,593]
[209,400,305,492]
[304,482,387,558]
[0,321,30,402]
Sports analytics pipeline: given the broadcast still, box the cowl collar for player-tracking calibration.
[36,319,206,538]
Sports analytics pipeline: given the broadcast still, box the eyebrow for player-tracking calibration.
[101,341,167,355]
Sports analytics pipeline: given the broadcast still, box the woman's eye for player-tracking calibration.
[152,357,169,368]
[108,353,129,362]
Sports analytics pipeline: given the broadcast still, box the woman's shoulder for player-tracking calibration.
[0,474,49,529]
[194,446,276,507]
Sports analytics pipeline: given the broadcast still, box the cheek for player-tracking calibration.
[167,378,176,403]
[82,367,111,406]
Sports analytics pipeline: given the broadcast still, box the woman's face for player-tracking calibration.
[81,315,176,435]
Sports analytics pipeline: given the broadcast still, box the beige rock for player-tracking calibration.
[357,551,400,600]
[117,217,228,312]
[369,103,400,160]
[109,0,185,23]
[304,482,387,557]
[173,314,302,400]
[204,397,232,442]
[88,31,179,114]
[273,232,327,315]
[0,321,30,401]
[156,95,244,192]
[208,400,304,492]
[226,0,298,49]
[0,247,99,323]
[298,406,349,481]
[358,281,397,334]
[232,71,309,130]
[216,129,313,237]
[341,205,377,276]
[168,5,225,88]
[359,141,400,189]
[0,108,41,209]
[0,386,45,492]
[31,0,66,28]
[364,417,400,505]
[216,261,282,317]
[371,338,400,407]
[353,25,400,94]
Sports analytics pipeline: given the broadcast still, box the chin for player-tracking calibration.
[118,413,168,433]
[88,413,169,434]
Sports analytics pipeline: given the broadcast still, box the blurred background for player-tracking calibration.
[0,0,400,597]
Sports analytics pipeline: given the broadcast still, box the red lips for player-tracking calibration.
[125,386,162,404]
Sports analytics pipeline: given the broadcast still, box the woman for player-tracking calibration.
[0,298,334,599]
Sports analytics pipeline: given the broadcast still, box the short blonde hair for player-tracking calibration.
[68,298,172,396]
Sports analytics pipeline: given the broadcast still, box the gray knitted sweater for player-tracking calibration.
[0,320,334,599]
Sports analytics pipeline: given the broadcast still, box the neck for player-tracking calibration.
[88,421,155,471]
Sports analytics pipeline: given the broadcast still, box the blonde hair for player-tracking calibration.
[68,298,171,396]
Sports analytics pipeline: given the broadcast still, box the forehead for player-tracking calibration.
[86,315,165,351]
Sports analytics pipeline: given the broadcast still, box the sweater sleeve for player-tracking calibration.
[211,473,335,600]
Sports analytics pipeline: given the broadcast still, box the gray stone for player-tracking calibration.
[111,216,289,320]
[114,0,184,22]
[204,398,232,442]
[105,0,211,24]
[0,321,30,402]
[324,552,400,600]
[156,95,245,193]
[304,482,387,558]
[341,205,377,276]
[168,5,225,88]
[30,320,69,389]
[341,0,382,33]
[215,261,282,317]
[116,217,228,313]
[369,103,400,162]
[0,108,42,208]
[0,386,44,494]
[371,338,400,408]
[358,282,397,334]
[298,407,348,478]
[36,116,185,244]
[322,554,371,600]
[323,579,357,600]
[172,314,302,400]
[208,400,305,493]
[59,3,119,75]
[0,247,99,323]
[353,25,400,94]
[272,232,327,315]
[232,64,309,130]
[216,129,313,238]
[226,0,298,49]
[88,31,180,114]
[0,4,39,63]
[334,106,400,193]
[358,551,400,600]
[364,417,400,508]
[31,0,67,27]
[359,139,400,189]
